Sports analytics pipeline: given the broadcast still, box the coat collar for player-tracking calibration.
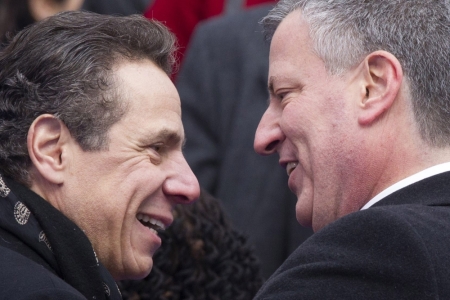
[0,175,122,299]
[372,171,450,208]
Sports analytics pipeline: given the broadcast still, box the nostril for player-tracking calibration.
[174,194,196,204]
[265,140,279,152]
[172,195,192,204]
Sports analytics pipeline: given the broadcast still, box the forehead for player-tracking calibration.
[111,60,183,139]
[269,10,325,85]
[115,60,181,114]
[270,10,314,61]
[116,59,177,96]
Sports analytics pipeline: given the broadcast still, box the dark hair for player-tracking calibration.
[0,10,177,185]
[119,190,263,300]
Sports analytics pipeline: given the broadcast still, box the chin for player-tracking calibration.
[135,265,153,280]
[296,214,312,229]
[111,262,153,281]
[295,203,312,228]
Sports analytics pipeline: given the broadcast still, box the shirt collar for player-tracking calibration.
[361,161,450,210]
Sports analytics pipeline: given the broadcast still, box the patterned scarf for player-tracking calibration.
[0,174,122,299]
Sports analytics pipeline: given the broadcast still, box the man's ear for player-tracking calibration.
[27,114,70,185]
[357,50,403,126]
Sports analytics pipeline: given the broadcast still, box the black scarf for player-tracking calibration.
[0,175,122,299]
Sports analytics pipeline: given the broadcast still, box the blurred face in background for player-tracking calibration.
[0,0,84,43]
[28,0,84,21]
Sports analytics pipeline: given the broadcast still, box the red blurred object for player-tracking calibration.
[144,0,277,79]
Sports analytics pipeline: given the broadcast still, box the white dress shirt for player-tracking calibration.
[361,162,450,210]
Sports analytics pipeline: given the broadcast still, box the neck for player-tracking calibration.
[369,129,450,202]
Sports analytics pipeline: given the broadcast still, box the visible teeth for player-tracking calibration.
[136,213,166,231]
[149,217,165,230]
[286,162,298,176]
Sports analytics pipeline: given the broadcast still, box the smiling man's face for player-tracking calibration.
[53,59,200,280]
[254,10,371,232]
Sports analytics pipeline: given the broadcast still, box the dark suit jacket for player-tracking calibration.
[177,5,313,278]
[254,171,450,299]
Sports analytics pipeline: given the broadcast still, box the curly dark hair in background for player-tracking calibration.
[119,190,263,300]
[0,10,176,186]
[0,0,35,44]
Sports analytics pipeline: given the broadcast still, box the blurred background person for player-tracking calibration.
[175,4,313,279]
[0,0,84,45]
[82,0,151,16]
[119,190,263,300]
[144,0,277,75]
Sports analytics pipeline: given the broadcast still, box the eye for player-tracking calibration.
[149,143,167,154]
[150,144,162,152]
[147,144,165,165]
[276,91,288,101]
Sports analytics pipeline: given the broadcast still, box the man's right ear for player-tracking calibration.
[27,114,71,185]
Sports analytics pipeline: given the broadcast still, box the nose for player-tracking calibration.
[254,105,285,155]
[163,153,200,204]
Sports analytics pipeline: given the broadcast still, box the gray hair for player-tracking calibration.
[262,0,450,147]
[0,10,177,186]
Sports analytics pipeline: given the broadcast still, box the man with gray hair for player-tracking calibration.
[254,0,450,298]
[0,11,199,299]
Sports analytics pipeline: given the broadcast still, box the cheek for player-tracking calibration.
[280,106,317,168]
[280,98,322,141]
[280,105,306,141]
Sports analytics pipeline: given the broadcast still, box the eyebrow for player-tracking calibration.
[145,128,184,147]
[160,129,183,144]
[267,76,280,105]
[268,76,276,97]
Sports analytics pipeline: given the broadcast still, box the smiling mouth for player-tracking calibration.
[137,213,166,234]
[286,162,298,176]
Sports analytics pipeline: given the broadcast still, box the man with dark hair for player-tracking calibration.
[254,0,450,299]
[0,11,199,299]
